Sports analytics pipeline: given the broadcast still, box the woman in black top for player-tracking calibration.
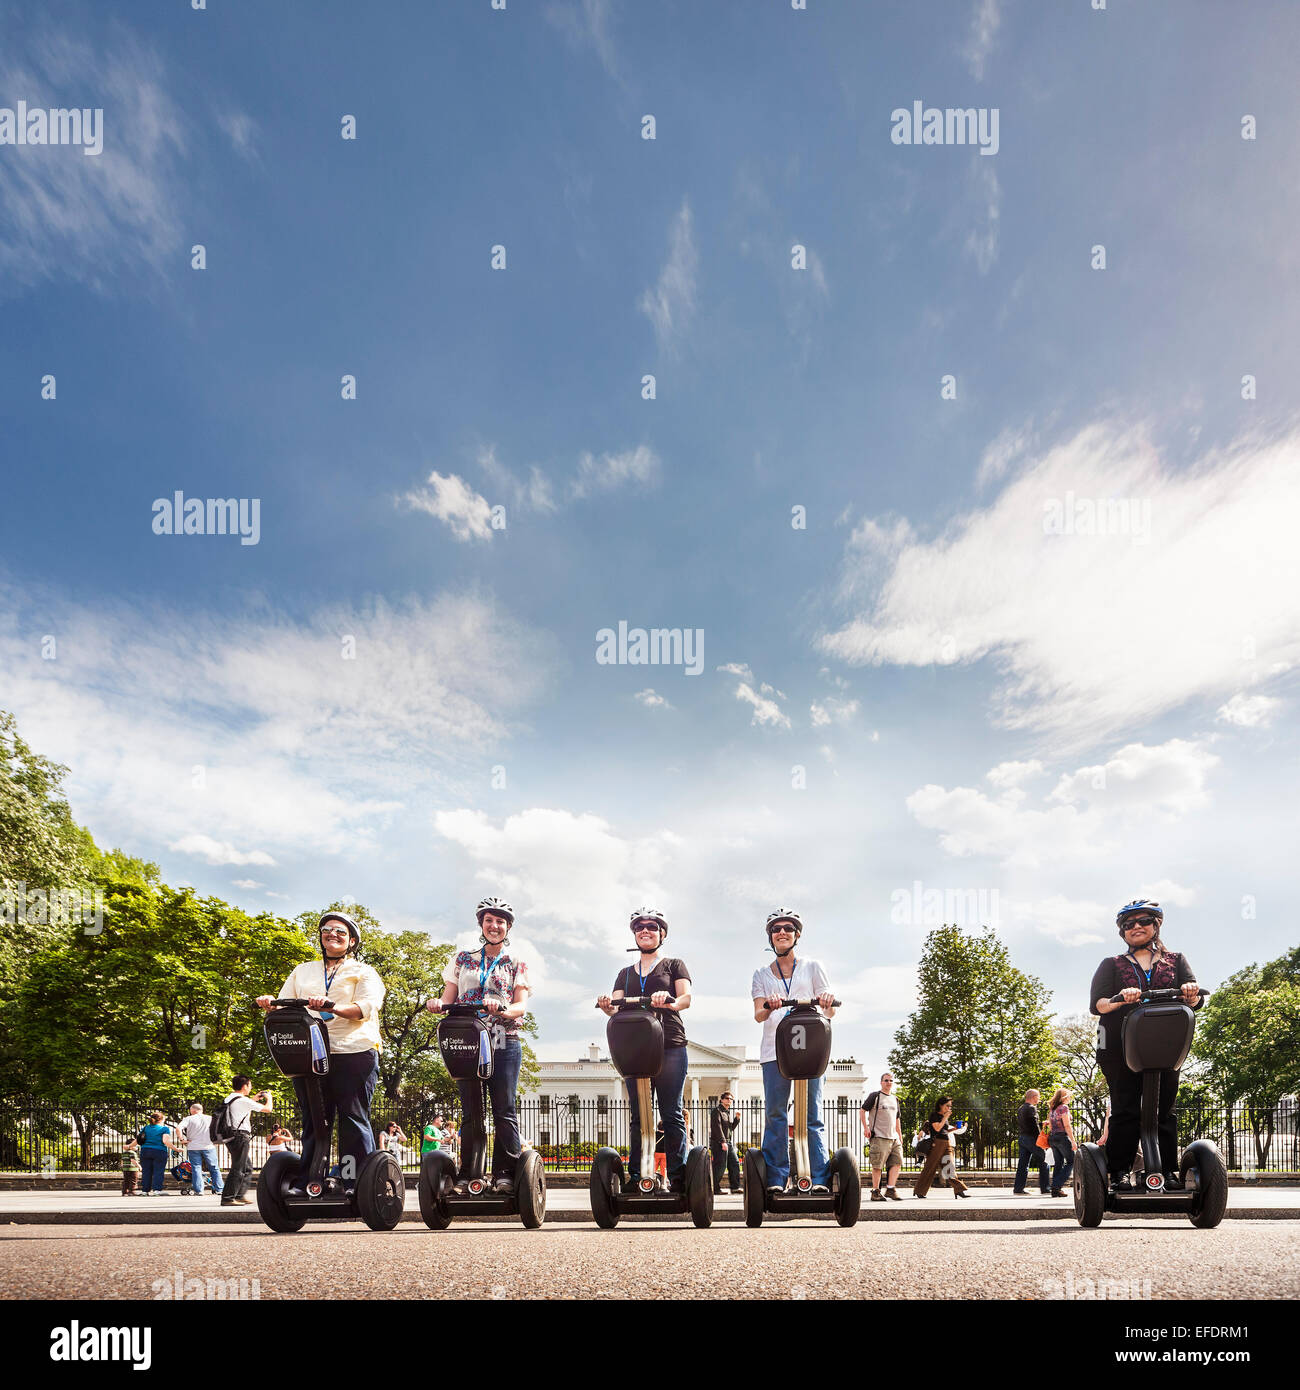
[912,1096,969,1198]
[596,908,693,1192]
[1090,899,1201,1190]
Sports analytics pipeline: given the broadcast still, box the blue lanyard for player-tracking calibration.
[322,960,343,1012]
[637,959,650,996]
[480,947,504,996]
[775,956,794,997]
[1126,952,1153,986]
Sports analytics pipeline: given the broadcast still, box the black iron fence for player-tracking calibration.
[3,1094,1298,1174]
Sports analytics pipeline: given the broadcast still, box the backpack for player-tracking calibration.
[209,1095,240,1145]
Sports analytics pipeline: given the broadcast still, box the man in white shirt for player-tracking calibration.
[220,1075,273,1206]
[177,1102,223,1197]
[861,1072,905,1202]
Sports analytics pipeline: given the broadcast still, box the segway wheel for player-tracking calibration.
[256,1151,308,1233]
[832,1147,861,1227]
[516,1148,547,1230]
[743,1148,766,1228]
[356,1150,404,1231]
[590,1147,622,1229]
[1074,1142,1107,1228]
[685,1145,714,1228]
[1183,1139,1228,1229]
[418,1150,456,1230]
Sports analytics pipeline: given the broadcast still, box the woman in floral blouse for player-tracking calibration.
[427,896,531,1193]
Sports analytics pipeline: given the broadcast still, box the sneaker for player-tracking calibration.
[767,1184,786,1196]
[232,1195,254,1205]
[220,1198,236,1206]
[493,1176,514,1194]
[885,1187,901,1201]
[871,1188,885,1202]
[1012,1188,1027,1195]
[811,1184,830,1195]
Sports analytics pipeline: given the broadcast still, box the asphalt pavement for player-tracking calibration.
[3,1218,1297,1300]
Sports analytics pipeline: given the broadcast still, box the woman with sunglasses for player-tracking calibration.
[751,909,836,1196]
[1090,900,1202,1192]
[596,909,692,1193]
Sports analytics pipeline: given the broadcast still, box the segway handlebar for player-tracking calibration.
[768,997,842,1009]
[1108,986,1208,1005]
[596,995,671,1008]
[427,1001,504,1016]
[268,997,336,1009]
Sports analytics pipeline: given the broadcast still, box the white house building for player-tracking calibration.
[532,1043,867,1151]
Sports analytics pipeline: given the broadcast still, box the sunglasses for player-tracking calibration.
[321,928,350,937]
[1124,917,1158,930]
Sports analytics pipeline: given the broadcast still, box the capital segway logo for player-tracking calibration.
[442,1038,479,1056]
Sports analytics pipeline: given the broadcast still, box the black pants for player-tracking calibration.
[224,1132,251,1200]
[1098,1051,1181,1174]
[711,1144,739,1191]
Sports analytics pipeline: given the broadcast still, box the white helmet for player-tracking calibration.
[476,896,515,925]
[629,908,668,941]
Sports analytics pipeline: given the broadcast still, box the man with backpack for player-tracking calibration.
[861,1072,905,1202]
[211,1074,273,1207]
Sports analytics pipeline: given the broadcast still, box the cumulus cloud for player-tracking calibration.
[634,688,672,709]
[820,423,1300,751]
[400,471,495,542]
[0,581,554,867]
[906,740,1219,868]
[170,835,275,867]
[1216,692,1281,728]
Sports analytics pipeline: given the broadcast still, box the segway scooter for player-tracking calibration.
[1074,986,1227,1228]
[743,997,860,1227]
[256,998,404,1233]
[589,997,713,1228]
[418,1003,546,1229]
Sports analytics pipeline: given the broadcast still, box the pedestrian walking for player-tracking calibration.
[135,1111,174,1196]
[176,1101,223,1197]
[912,1097,970,1199]
[216,1074,273,1207]
[1047,1087,1078,1197]
[861,1072,905,1202]
[120,1136,141,1195]
[710,1092,741,1194]
[1013,1089,1050,1196]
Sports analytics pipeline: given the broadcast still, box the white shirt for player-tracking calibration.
[178,1114,212,1148]
[750,957,832,1064]
[278,956,385,1054]
[224,1094,256,1135]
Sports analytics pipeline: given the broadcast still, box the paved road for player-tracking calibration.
[3,1219,1297,1299]
[5,1185,1298,1223]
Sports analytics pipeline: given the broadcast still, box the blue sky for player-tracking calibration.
[2,0,1298,1069]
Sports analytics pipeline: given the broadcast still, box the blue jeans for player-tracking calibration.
[292,1047,378,1185]
[188,1147,223,1194]
[140,1148,167,1192]
[1014,1136,1050,1193]
[456,1035,523,1180]
[761,1060,828,1187]
[625,1043,688,1183]
[1050,1133,1075,1191]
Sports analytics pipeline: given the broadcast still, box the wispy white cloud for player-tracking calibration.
[634,688,672,710]
[545,0,619,81]
[821,423,1300,751]
[170,835,276,868]
[0,29,185,293]
[216,108,259,162]
[1216,691,1281,728]
[809,697,858,727]
[569,445,661,499]
[964,162,1000,274]
[639,200,698,353]
[963,0,1003,80]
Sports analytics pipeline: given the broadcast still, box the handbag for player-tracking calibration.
[1035,1123,1050,1151]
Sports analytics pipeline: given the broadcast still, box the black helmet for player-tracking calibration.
[318,911,362,958]
[629,908,668,941]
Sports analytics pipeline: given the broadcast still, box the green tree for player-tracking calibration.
[10,882,313,1165]
[1193,948,1300,1168]
[1052,1014,1109,1140]
[889,924,1058,1165]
